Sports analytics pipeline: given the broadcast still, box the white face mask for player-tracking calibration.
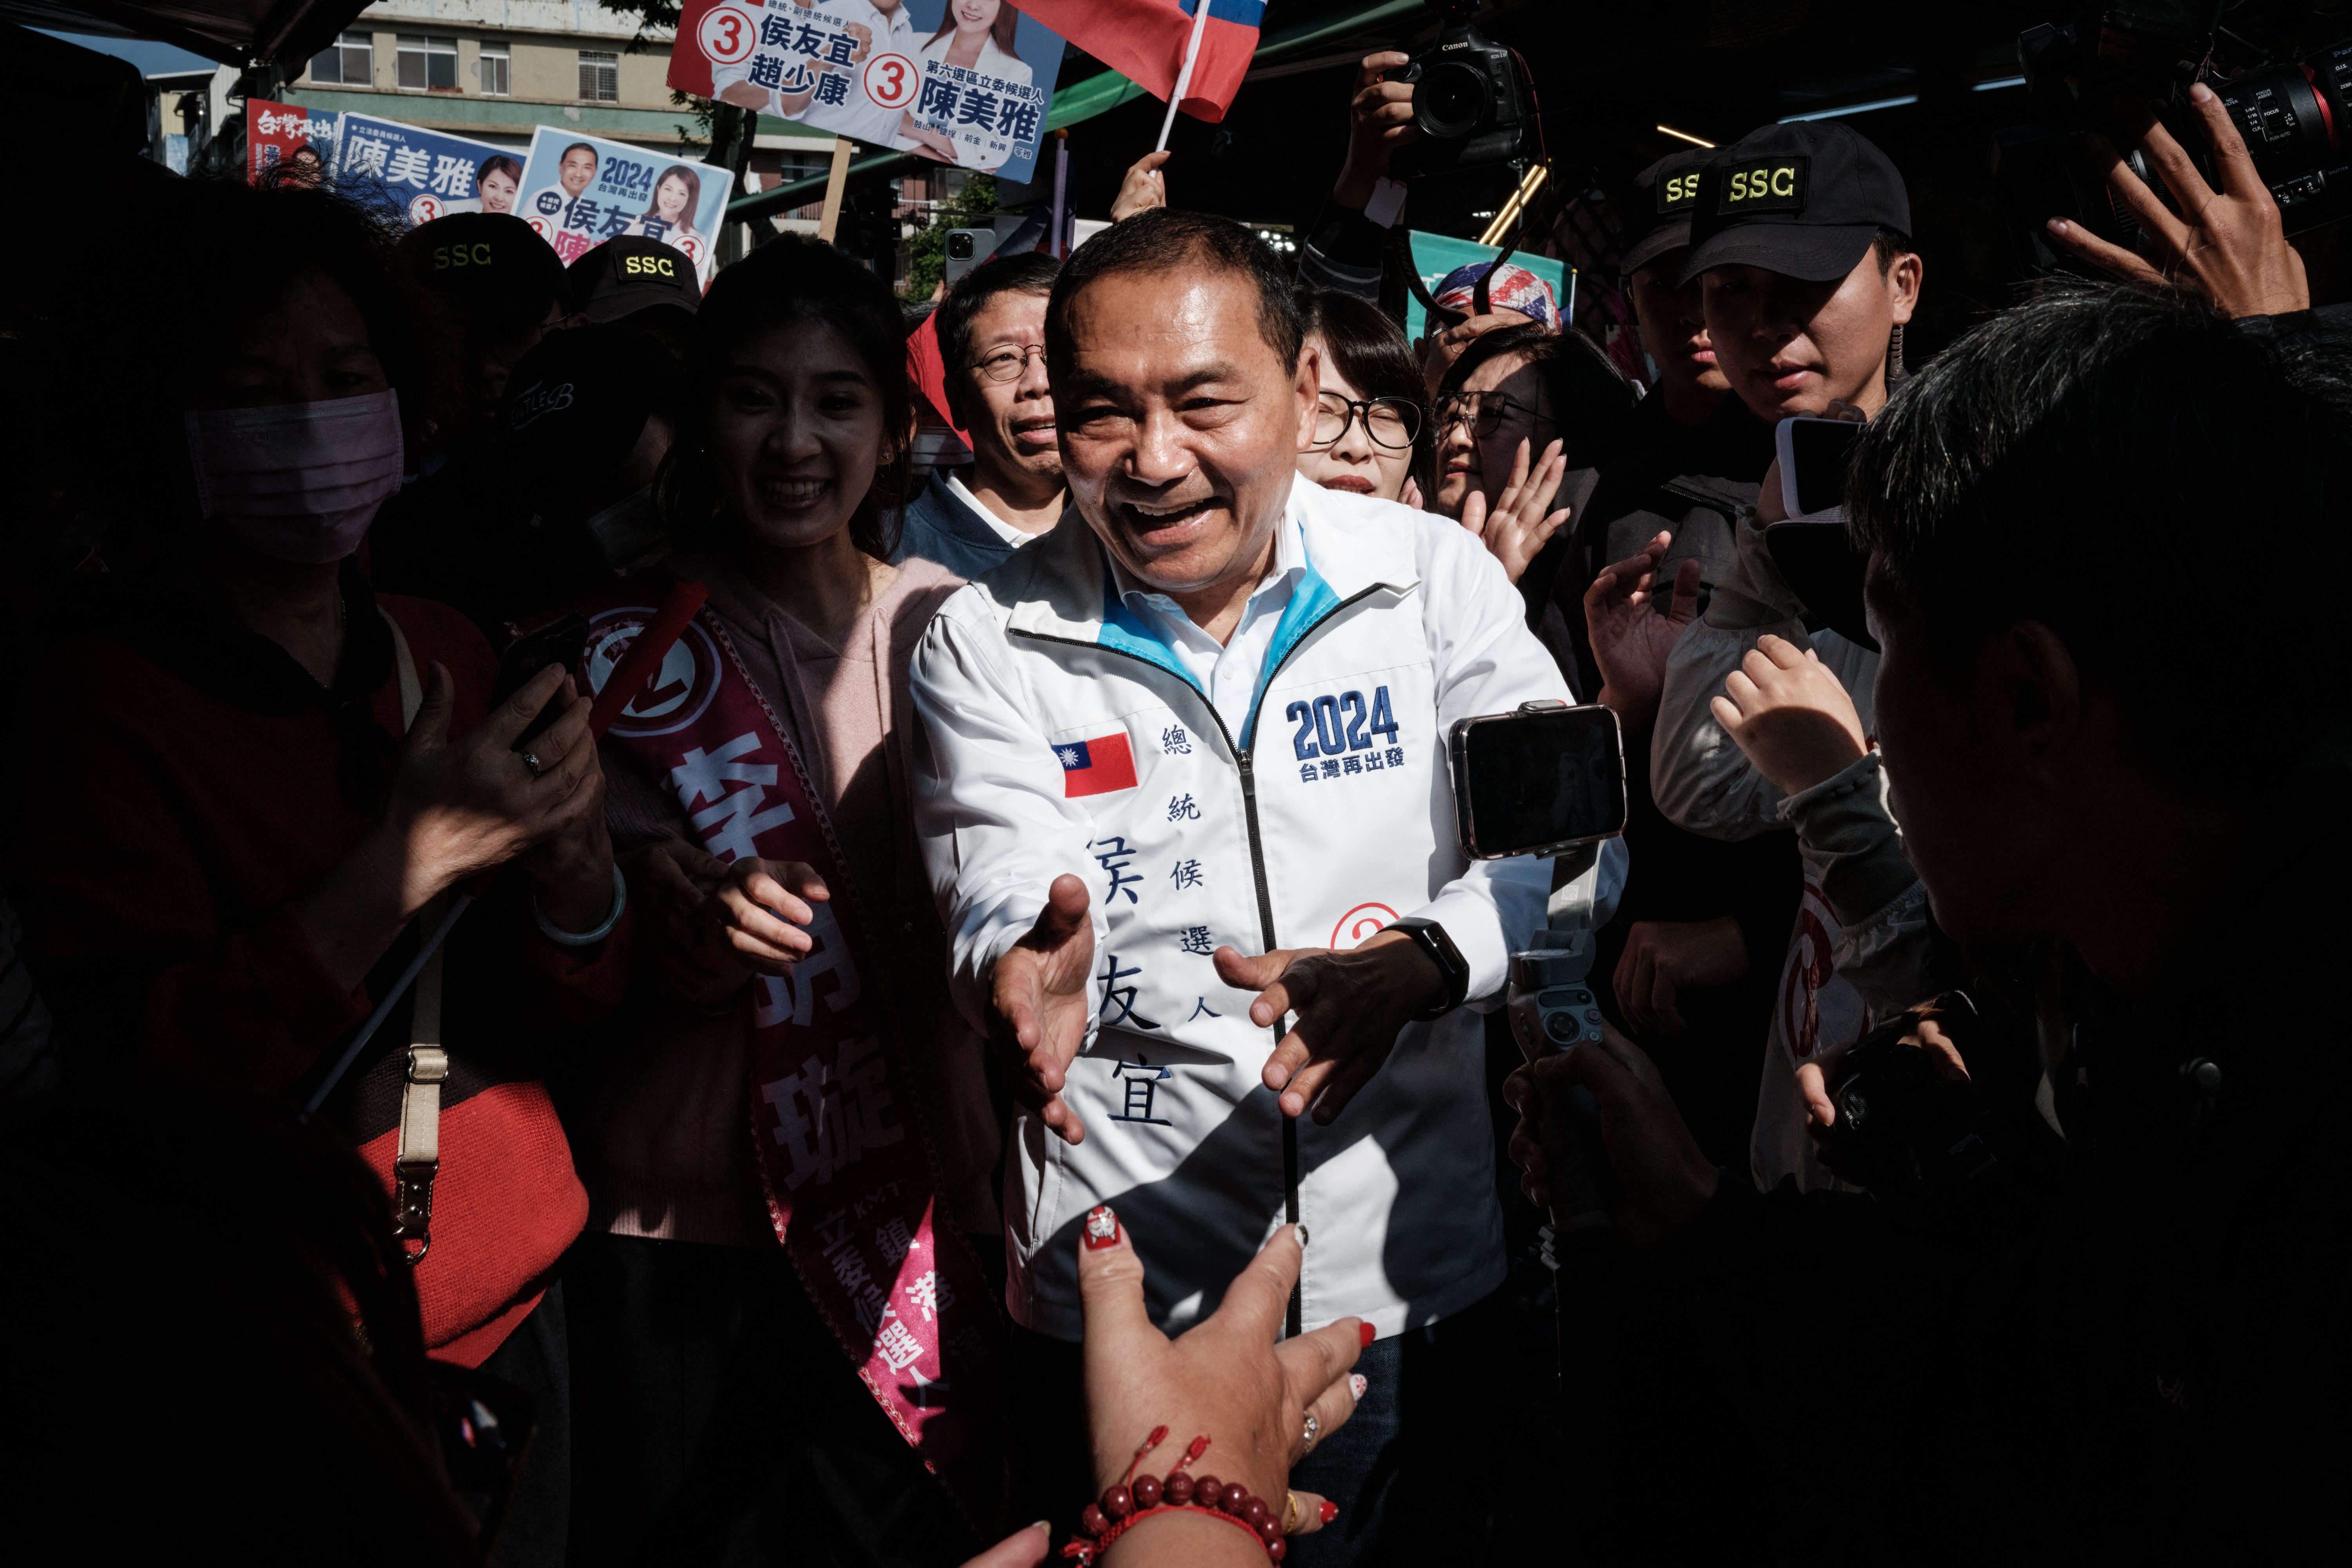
[183,389,405,564]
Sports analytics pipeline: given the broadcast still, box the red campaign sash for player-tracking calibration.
[579,593,1002,1523]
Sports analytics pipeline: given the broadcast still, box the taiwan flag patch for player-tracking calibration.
[1057,731,1139,797]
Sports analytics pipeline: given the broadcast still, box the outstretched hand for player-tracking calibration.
[2047,81,2309,318]
[1583,530,1701,728]
[1214,934,1443,1124]
[1711,633,1868,796]
[989,874,1097,1145]
[1079,1213,1358,1548]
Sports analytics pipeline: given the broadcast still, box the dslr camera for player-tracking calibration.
[1993,2,2352,270]
[1391,0,1538,178]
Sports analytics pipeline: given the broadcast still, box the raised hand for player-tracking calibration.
[1459,436,1570,584]
[1333,50,1416,210]
[1710,633,1868,796]
[1583,530,1702,728]
[1214,933,1443,1125]
[989,874,1097,1145]
[2047,81,2309,318]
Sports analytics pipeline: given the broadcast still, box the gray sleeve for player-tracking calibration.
[1777,752,1954,1017]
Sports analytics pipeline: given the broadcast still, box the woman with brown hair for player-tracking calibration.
[561,232,1004,1565]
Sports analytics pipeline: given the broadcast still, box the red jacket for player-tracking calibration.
[6,584,630,1365]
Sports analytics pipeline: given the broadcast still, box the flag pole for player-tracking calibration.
[1156,1,1215,152]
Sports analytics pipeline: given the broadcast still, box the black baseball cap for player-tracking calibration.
[394,212,568,323]
[1679,121,1910,286]
[1618,148,1713,282]
[499,323,677,516]
[566,236,702,327]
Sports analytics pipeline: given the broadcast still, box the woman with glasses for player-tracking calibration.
[1431,323,1636,584]
[1294,288,1432,506]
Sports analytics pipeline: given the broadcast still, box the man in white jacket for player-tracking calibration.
[910,208,1622,1558]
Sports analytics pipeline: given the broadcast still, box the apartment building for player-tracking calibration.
[281,0,703,151]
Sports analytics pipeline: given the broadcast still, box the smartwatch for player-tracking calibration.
[1384,917,1470,1021]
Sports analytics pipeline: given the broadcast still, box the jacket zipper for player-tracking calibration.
[1014,586,1382,1338]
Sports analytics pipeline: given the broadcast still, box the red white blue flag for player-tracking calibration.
[1011,0,1263,125]
[1058,731,1140,798]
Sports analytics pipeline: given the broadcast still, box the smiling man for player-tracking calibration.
[895,252,1065,580]
[909,208,1617,1555]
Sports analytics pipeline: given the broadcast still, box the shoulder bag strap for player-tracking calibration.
[381,610,450,1266]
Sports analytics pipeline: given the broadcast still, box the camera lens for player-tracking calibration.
[1414,60,1490,141]
[947,231,975,261]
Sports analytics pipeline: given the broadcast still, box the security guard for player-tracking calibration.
[563,234,702,355]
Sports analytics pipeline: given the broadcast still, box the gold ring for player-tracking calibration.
[1284,1492,1304,1534]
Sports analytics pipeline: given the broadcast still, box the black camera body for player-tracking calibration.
[1390,10,1536,178]
[1993,4,2352,270]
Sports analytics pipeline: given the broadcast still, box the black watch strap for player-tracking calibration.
[1385,917,1470,1021]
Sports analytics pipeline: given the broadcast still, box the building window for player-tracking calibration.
[308,30,371,86]
[579,49,620,103]
[397,35,458,91]
[477,40,511,96]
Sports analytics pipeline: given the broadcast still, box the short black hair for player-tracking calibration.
[658,233,912,560]
[1439,321,1637,466]
[1847,281,2352,795]
[935,250,1058,375]
[1296,287,1433,493]
[1046,208,1302,380]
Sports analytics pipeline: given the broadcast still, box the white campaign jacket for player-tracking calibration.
[909,480,1623,1342]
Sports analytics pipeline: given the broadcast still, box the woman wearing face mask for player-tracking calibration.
[4,176,627,1566]
[1293,288,1431,508]
[1432,322,1636,586]
[559,234,1004,1559]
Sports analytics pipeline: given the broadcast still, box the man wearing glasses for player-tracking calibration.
[896,252,1068,580]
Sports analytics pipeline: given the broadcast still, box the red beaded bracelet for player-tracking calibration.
[1059,1427,1294,1564]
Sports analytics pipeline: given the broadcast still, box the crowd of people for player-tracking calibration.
[0,48,2342,1568]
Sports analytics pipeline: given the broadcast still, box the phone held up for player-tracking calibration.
[491,613,588,751]
[1448,699,1626,861]
[1767,416,1878,652]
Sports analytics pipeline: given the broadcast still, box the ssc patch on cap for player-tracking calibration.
[1716,157,1809,216]
[1656,167,1704,214]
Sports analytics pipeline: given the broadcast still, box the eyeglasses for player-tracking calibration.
[971,343,1047,382]
[1432,390,1550,439]
[1310,391,1421,451]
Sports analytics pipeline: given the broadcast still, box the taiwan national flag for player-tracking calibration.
[1058,732,1140,797]
[1012,0,1263,124]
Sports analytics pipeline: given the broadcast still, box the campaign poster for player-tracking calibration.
[1403,232,1574,344]
[334,113,524,229]
[671,0,1067,184]
[248,98,338,185]
[516,126,732,286]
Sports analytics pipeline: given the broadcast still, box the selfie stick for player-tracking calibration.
[1506,844,1612,1236]
[1156,1,1214,152]
[304,580,710,1113]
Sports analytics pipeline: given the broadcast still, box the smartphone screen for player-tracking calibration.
[1778,417,1864,518]
[1455,705,1626,857]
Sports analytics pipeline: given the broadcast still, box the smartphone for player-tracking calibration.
[1776,415,1865,518]
[492,613,588,749]
[1447,702,1627,860]
[944,228,987,285]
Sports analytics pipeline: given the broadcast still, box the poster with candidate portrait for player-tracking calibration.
[248,99,338,185]
[516,127,731,287]
[334,113,522,230]
[671,0,1067,185]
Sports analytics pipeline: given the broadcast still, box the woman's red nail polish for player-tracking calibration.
[1358,1321,1375,1348]
[1083,1206,1120,1249]
[1319,1499,1339,1525]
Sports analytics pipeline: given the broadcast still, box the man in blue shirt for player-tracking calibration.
[896,252,1067,580]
